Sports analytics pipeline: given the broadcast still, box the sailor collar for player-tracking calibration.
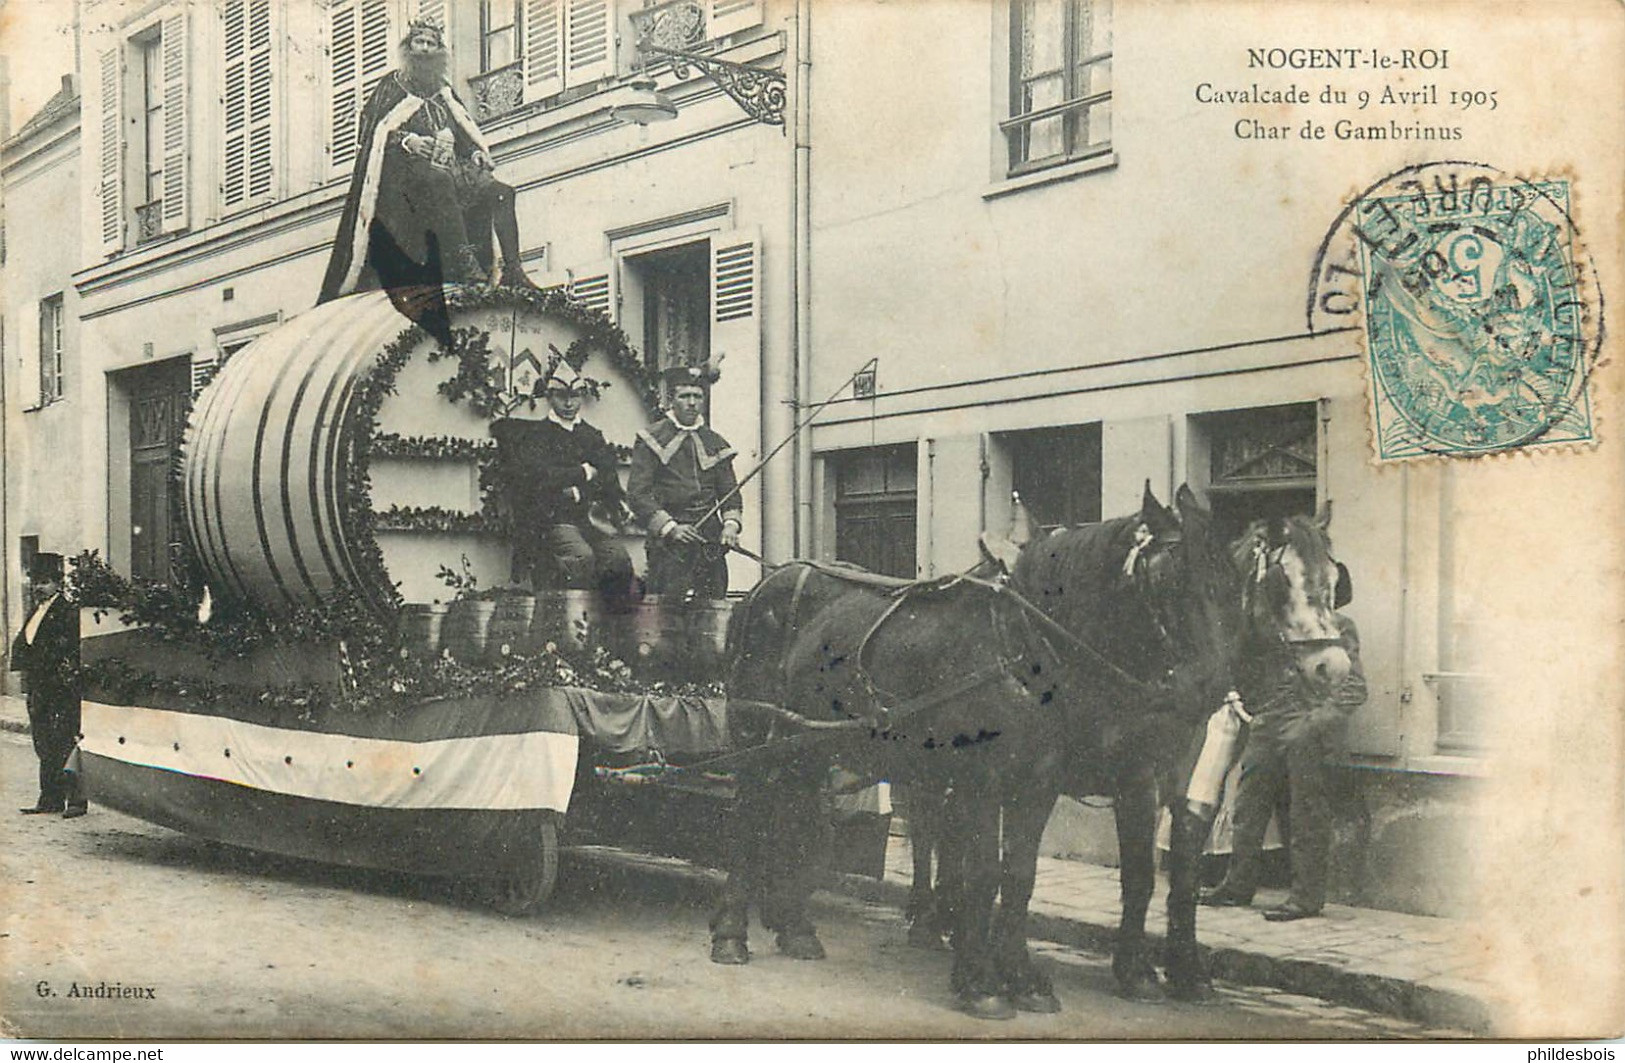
[637,420,735,469]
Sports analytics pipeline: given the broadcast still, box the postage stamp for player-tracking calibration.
[1308,162,1604,461]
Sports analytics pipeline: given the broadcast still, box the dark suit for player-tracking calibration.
[10,595,82,811]
[490,416,632,598]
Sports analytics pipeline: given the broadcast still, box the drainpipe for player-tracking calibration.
[791,0,813,557]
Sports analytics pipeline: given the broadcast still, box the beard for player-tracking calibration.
[403,51,448,90]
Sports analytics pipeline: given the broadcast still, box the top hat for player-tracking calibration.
[29,553,64,582]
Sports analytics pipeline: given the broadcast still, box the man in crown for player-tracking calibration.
[318,16,536,343]
[627,362,743,601]
[490,356,634,607]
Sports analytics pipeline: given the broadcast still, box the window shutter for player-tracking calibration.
[708,227,762,591]
[247,0,275,199]
[159,12,190,232]
[568,262,616,321]
[222,0,276,207]
[562,0,614,89]
[711,230,759,328]
[329,0,393,175]
[707,0,763,40]
[97,47,125,255]
[410,0,445,25]
[190,351,219,396]
[523,0,564,101]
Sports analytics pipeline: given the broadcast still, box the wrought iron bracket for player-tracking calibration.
[629,0,787,127]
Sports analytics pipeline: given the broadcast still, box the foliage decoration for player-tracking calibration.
[373,505,502,534]
[434,284,664,416]
[371,433,497,460]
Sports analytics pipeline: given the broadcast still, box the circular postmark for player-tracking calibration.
[1308,161,1604,460]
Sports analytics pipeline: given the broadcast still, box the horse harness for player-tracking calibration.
[763,532,1188,737]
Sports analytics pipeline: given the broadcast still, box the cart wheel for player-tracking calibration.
[483,817,560,916]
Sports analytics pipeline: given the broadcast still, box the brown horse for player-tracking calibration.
[709,484,1246,1017]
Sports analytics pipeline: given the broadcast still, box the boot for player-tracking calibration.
[454,244,489,287]
[498,257,540,290]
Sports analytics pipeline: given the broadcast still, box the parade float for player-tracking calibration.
[70,286,876,914]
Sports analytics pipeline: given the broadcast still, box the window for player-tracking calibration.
[1195,403,1318,542]
[633,243,711,377]
[94,11,188,254]
[1004,0,1112,175]
[833,445,918,579]
[482,0,522,71]
[223,0,276,208]
[38,295,65,405]
[133,33,166,242]
[999,422,1101,531]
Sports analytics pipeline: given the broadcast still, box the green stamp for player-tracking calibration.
[1309,163,1601,461]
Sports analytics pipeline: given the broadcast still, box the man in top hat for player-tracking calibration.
[628,362,742,600]
[10,554,86,819]
[489,355,633,607]
[318,16,537,342]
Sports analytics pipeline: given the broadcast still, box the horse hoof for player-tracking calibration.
[1012,990,1062,1014]
[907,922,946,950]
[1165,980,1217,1004]
[776,931,827,961]
[710,938,750,965]
[957,993,1018,1021]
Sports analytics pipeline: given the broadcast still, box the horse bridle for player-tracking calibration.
[1245,538,1345,653]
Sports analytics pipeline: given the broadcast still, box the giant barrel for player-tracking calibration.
[183,289,655,614]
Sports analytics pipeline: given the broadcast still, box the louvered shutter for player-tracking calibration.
[708,228,762,591]
[523,0,564,101]
[159,12,190,232]
[562,0,614,89]
[246,0,274,199]
[568,262,616,321]
[329,0,394,175]
[410,0,445,25]
[190,351,219,396]
[223,0,275,207]
[97,47,125,255]
[707,0,763,39]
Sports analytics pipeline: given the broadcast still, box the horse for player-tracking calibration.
[1232,505,1353,699]
[894,504,1358,1003]
[708,483,1247,1017]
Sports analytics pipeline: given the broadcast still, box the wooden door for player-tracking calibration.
[128,362,191,582]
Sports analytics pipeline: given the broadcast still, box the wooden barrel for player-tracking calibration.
[184,291,407,612]
[182,289,653,615]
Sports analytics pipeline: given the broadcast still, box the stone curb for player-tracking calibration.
[831,864,1491,1034]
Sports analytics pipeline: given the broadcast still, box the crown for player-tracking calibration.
[402,16,446,48]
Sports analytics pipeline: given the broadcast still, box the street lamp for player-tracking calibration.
[619,0,788,127]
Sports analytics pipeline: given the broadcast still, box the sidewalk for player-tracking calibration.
[840,838,1494,1034]
[3,692,1493,1033]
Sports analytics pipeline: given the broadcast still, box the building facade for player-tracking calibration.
[0,0,1517,916]
[800,0,1494,915]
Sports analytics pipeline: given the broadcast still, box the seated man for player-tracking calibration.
[490,357,633,608]
[627,362,742,601]
[318,17,535,341]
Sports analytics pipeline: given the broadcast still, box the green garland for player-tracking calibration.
[434,284,665,415]
[371,432,497,460]
[373,505,502,534]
